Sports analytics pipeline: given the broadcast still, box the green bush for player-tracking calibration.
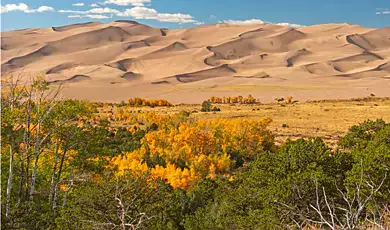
[211,106,221,112]
[179,110,190,117]
[201,101,212,112]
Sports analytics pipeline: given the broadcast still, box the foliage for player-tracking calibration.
[200,100,211,112]
[107,117,274,189]
[208,94,259,104]
[211,106,221,112]
[1,77,389,229]
[128,97,173,107]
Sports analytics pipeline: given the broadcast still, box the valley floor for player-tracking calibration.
[101,97,390,147]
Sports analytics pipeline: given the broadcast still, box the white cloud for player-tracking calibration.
[86,14,109,18]
[132,3,145,6]
[117,6,199,24]
[1,3,54,14]
[72,3,85,7]
[1,3,29,13]
[68,15,83,18]
[68,14,109,19]
[102,0,151,6]
[221,19,265,25]
[221,19,305,28]
[58,9,86,14]
[59,7,119,15]
[36,6,55,13]
[276,22,305,28]
[90,3,99,7]
[376,8,390,15]
[88,7,120,14]
[60,4,201,24]
[117,6,156,17]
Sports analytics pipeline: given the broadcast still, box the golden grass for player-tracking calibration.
[102,97,390,147]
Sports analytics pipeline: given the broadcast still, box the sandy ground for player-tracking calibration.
[1,21,390,103]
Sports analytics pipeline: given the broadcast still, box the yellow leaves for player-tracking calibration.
[208,164,216,179]
[150,163,199,189]
[105,113,273,190]
[59,184,67,191]
[107,150,148,177]
[128,97,173,107]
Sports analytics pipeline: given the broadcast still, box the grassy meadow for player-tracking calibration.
[101,97,390,147]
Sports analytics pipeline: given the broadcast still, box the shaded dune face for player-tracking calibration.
[346,27,390,51]
[46,63,78,74]
[172,64,236,83]
[1,22,389,102]
[52,22,103,32]
[49,75,91,84]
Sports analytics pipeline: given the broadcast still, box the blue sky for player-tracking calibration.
[1,0,389,31]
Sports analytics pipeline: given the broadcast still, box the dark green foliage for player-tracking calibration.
[338,119,388,150]
[184,138,353,229]
[211,106,221,112]
[342,120,390,208]
[200,101,211,112]
[179,110,190,117]
[56,173,160,230]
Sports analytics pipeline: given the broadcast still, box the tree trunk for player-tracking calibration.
[49,142,59,205]
[25,153,30,200]
[21,103,32,203]
[29,121,41,201]
[6,146,14,218]
[53,147,67,213]
[18,156,24,205]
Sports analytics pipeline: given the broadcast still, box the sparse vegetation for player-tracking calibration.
[128,97,173,107]
[208,94,259,104]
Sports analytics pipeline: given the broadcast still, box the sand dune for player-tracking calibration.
[1,21,389,103]
[120,71,142,81]
[285,48,311,67]
[46,63,78,74]
[170,64,236,83]
[49,74,91,84]
[52,22,102,32]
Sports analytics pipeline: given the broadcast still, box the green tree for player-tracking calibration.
[200,101,211,112]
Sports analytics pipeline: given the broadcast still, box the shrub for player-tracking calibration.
[201,101,212,112]
[179,110,190,117]
[211,106,221,112]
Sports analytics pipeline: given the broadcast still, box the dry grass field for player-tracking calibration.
[101,97,390,147]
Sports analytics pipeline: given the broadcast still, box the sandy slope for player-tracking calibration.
[1,21,389,103]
